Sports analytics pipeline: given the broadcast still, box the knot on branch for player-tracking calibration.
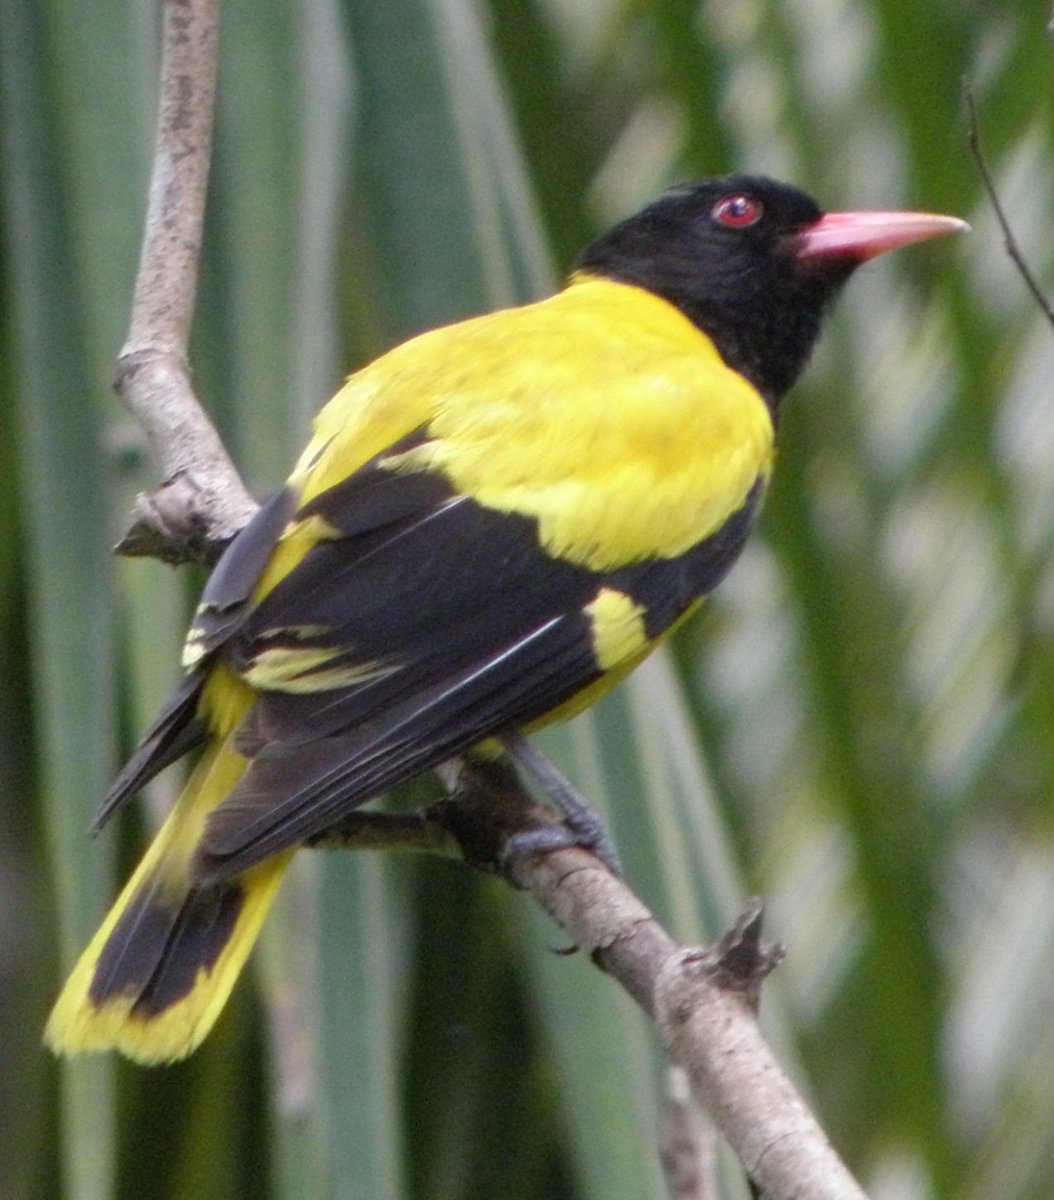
[116,471,238,566]
[113,343,259,565]
[660,900,784,1020]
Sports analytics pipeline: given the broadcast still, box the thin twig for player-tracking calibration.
[114,0,257,564]
[306,808,459,857]
[659,1067,716,1200]
[964,81,1054,331]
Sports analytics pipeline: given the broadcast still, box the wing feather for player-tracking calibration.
[93,672,208,831]
[199,610,597,878]
[192,464,764,879]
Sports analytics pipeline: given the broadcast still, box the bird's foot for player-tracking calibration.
[500,731,623,875]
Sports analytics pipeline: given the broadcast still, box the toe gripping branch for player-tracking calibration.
[497,732,623,875]
[307,740,622,882]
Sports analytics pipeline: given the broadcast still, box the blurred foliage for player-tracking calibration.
[1,0,1053,1197]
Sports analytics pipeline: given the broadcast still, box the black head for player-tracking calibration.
[575,174,964,405]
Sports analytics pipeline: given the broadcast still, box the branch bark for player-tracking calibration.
[114,5,870,1199]
[415,761,871,1200]
[114,0,257,565]
[659,1066,716,1200]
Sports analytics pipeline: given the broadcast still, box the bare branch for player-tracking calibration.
[656,921,865,1200]
[964,81,1054,332]
[384,760,872,1200]
[307,808,459,858]
[659,1067,716,1200]
[115,0,257,565]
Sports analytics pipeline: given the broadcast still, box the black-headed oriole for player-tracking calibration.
[47,175,965,1062]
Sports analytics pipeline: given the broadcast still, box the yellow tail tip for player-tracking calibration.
[46,743,295,1065]
[44,993,207,1065]
[45,856,294,1065]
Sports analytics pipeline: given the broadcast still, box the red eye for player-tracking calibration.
[712,194,763,228]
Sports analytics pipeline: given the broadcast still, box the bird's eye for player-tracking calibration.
[712,195,763,228]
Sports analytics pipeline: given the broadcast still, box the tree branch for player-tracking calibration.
[114,0,257,565]
[315,761,869,1200]
[963,81,1054,332]
[659,1066,715,1200]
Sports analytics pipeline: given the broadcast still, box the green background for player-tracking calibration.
[1,0,1053,1197]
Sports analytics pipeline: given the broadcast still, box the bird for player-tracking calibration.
[46,175,966,1063]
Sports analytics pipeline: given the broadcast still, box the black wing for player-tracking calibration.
[194,451,764,880]
[197,455,609,878]
[93,671,209,831]
[92,484,300,829]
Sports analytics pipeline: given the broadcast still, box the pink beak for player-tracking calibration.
[796,210,969,263]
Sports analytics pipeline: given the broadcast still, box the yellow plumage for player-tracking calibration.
[46,699,292,1063]
[45,173,967,1064]
[47,275,773,1062]
[290,278,773,570]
